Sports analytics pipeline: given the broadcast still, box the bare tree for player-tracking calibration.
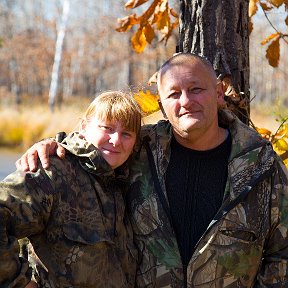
[48,0,70,112]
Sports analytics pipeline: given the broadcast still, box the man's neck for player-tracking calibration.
[173,127,228,151]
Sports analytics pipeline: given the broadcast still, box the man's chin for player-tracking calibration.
[179,119,200,130]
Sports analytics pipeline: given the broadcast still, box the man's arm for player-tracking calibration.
[16,135,66,172]
[256,158,288,286]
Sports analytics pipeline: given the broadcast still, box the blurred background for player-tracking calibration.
[0,0,287,179]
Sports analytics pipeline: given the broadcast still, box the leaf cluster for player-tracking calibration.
[249,0,288,67]
[116,0,178,53]
[256,117,288,167]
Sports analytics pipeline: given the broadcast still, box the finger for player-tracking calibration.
[16,155,29,172]
[38,143,51,169]
[27,151,39,172]
[56,144,65,159]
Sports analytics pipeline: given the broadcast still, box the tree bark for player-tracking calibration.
[178,0,250,124]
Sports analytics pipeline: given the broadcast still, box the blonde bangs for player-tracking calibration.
[83,91,142,135]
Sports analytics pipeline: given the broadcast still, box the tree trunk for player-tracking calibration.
[48,0,70,112]
[178,0,250,124]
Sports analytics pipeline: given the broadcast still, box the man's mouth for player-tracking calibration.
[179,111,200,117]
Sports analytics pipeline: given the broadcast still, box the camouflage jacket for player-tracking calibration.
[0,132,137,288]
[127,109,288,287]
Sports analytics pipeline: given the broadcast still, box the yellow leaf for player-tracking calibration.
[125,0,149,9]
[134,90,159,114]
[157,0,168,13]
[275,124,288,138]
[257,127,272,137]
[259,2,273,10]
[261,32,280,45]
[249,0,258,17]
[170,8,179,18]
[156,5,170,31]
[284,158,288,169]
[116,14,138,32]
[270,0,284,7]
[143,24,155,44]
[276,139,288,151]
[131,28,147,53]
[265,36,280,67]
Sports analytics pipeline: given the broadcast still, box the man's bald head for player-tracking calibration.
[157,53,217,89]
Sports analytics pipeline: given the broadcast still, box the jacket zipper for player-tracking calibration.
[189,164,276,260]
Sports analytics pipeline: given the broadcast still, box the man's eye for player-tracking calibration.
[190,87,204,93]
[168,91,180,98]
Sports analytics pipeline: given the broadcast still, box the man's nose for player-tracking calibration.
[109,132,121,146]
[179,90,190,107]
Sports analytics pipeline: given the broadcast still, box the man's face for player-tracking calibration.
[158,59,224,142]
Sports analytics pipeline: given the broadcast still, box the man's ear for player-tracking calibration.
[158,100,167,119]
[216,81,225,107]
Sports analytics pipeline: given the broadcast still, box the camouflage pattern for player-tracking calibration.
[127,109,288,287]
[0,132,137,288]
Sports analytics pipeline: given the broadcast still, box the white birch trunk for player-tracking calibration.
[48,0,70,111]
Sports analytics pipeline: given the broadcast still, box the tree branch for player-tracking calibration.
[261,6,288,45]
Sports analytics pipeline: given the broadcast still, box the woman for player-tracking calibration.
[0,91,142,287]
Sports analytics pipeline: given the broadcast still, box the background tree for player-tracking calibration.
[117,0,288,123]
[116,0,288,164]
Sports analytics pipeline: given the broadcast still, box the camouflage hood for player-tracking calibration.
[61,132,129,179]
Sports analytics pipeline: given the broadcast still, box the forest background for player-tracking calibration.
[0,0,287,169]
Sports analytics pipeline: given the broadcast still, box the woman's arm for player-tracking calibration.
[0,169,53,286]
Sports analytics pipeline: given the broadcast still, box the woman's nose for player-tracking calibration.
[109,132,121,146]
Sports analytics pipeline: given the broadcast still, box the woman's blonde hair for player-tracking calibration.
[81,91,142,136]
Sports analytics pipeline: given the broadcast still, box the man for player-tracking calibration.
[18,53,288,287]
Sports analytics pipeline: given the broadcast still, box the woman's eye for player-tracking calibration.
[122,132,133,138]
[100,125,113,132]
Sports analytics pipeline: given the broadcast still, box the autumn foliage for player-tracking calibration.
[118,0,288,167]
[116,0,178,53]
[249,0,288,67]
[119,0,288,69]
[256,119,288,167]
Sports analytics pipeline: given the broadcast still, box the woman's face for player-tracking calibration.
[82,117,137,169]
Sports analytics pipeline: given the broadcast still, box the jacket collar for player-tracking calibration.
[61,132,129,179]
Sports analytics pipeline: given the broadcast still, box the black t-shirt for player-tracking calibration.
[165,131,232,268]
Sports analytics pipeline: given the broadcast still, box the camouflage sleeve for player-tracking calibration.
[256,158,288,286]
[0,168,54,287]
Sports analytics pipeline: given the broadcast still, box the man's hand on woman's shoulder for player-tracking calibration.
[16,139,66,172]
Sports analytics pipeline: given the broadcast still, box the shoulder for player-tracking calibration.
[140,120,172,141]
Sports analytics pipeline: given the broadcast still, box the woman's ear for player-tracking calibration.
[80,119,87,136]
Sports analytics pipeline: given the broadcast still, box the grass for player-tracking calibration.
[0,101,89,151]
[0,99,287,152]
